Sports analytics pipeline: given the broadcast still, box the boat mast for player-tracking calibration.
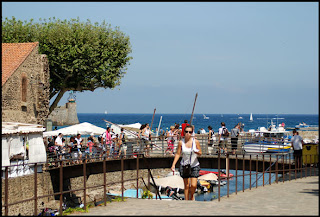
[190,93,198,125]
[150,108,156,132]
[156,116,163,137]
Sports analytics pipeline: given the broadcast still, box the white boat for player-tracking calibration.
[295,122,309,128]
[243,120,291,153]
[249,113,253,122]
[104,110,108,114]
[203,114,209,119]
[238,114,243,119]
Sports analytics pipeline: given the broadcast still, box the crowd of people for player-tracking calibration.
[44,127,133,166]
[43,120,248,167]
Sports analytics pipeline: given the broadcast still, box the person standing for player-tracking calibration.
[171,125,202,201]
[230,123,241,154]
[55,133,64,161]
[75,133,83,163]
[102,127,112,158]
[218,122,229,154]
[55,133,64,147]
[142,123,151,157]
[118,128,127,158]
[180,120,189,138]
[291,129,304,170]
[207,126,215,154]
[166,126,176,156]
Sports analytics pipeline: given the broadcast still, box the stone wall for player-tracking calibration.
[2,46,50,126]
[1,172,54,216]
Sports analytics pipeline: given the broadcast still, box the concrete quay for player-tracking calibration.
[70,175,318,216]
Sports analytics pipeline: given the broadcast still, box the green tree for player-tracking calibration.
[2,17,133,113]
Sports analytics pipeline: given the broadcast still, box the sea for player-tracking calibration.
[67,113,318,201]
[74,113,319,134]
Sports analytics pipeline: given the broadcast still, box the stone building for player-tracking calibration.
[2,42,50,125]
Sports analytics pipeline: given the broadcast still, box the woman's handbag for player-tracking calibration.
[182,164,191,176]
[182,140,193,177]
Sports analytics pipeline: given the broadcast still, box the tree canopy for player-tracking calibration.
[2,17,133,113]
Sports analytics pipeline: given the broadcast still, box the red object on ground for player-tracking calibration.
[199,170,234,178]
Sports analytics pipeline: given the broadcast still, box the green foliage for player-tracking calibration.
[2,17,132,112]
[62,204,91,215]
[141,189,153,199]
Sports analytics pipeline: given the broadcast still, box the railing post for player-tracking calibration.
[136,154,139,198]
[103,157,107,206]
[121,157,124,201]
[83,156,87,211]
[262,154,265,186]
[227,153,229,198]
[269,155,271,185]
[242,154,245,192]
[276,155,278,183]
[59,161,63,216]
[249,155,251,190]
[256,155,258,188]
[5,166,9,216]
[218,149,221,201]
[289,152,291,181]
[314,154,316,176]
[235,154,238,194]
[300,153,302,179]
[34,163,38,216]
[282,155,285,183]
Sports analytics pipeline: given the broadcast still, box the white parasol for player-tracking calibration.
[198,173,218,181]
[43,122,106,137]
[153,175,185,189]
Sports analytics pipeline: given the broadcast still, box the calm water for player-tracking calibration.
[71,113,319,133]
[59,113,316,201]
[194,169,278,201]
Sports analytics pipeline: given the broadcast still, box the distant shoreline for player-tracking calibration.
[78,113,319,115]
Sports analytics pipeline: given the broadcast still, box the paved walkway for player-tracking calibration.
[70,175,318,216]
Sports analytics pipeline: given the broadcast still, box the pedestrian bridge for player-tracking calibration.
[46,152,295,180]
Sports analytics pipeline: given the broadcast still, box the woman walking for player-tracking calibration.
[171,125,202,200]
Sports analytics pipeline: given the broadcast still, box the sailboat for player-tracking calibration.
[249,113,253,122]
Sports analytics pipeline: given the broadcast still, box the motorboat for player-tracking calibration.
[203,114,209,119]
[295,122,310,128]
[243,120,291,153]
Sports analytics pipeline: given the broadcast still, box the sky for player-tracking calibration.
[2,2,319,114]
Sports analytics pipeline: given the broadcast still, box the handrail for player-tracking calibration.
[2,135,318,215]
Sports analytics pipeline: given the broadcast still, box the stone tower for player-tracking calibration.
[47,91,79,126]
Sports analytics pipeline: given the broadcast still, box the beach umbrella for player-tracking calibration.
[43,122,106,137]
[198,173,218,181]
[153,175,185,189]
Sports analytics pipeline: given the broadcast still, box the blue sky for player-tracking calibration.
[2,2,319,114]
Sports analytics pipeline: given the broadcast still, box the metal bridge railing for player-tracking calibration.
[2,135,318,215]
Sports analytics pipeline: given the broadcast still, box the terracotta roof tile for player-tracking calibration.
[2,42,39,86]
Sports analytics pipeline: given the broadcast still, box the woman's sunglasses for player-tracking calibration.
[184,130,193,134]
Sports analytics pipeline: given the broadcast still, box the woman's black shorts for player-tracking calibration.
[179,164,200,178]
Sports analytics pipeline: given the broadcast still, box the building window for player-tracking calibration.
[22,76,27,102]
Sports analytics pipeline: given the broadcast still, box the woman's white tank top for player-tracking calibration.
[180,138,199,167]
[144,129,150,140]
